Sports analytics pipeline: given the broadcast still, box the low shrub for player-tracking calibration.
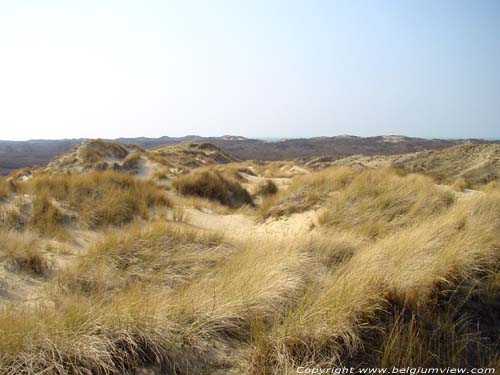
[121,153,142,171]
[172,169,253,208]
[255,180,278,197]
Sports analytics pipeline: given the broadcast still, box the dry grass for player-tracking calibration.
[56,222,230,297]
[261,167,455,238]
[393,143,500,186]
[79,139,131,165]
[22,171,170,229]
[260,166,356,218]
[0,196,31,231]
[1,164,499,372]
[0,291,184,375]
[31,193,65,237]
[0,230,50,276]
[171,207,189,223]
[121,152,143,172]
[249,193,500,371]
[0,177,9,200]
[255,179,278,197]
[0,225,311,374]
[168,193,232,214]
[172,169,253,208]
[254,160,309,178]
[318,169,455,238]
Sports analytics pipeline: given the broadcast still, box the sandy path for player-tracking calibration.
[183,207,319,240]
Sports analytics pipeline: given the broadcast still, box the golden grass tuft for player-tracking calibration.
[0,177,9,200]
[23,171,170,229]
[172,169,253,208]
[32,193,65,237]
[0,230,50,276]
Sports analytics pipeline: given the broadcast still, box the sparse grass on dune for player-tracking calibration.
[260,166,356,218]
[254,160,309,178]
[262,167,455,238]
[0,204,30,231]
[121,152,143,172]
[168,192,233,214]
[0,229,50,276]
[481,180,500,193]
[22,171,170,229]
[173,169,253,208]
[79,139,132,165]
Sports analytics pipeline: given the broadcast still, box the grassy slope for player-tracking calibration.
[0,165,499,373]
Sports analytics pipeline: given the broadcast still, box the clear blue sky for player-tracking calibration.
[1,0,499,140]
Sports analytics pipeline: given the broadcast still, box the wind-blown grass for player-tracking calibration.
[249,193,500,371]
[22,171,170,229]
[1,165,499,373]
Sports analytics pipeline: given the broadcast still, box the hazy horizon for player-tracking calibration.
[1,0,499,141]
[2,133,500,143]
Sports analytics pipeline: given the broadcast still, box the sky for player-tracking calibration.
[0,0,499,141]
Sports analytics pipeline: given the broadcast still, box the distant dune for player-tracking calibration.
[1,134,497,175]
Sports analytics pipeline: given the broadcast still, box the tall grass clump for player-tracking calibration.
[172,169,253,208]
[0,197,30,231]
[0,177,9,200]
[31,193,65,237]
[23,171,170,228]
[0,229,50,276]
